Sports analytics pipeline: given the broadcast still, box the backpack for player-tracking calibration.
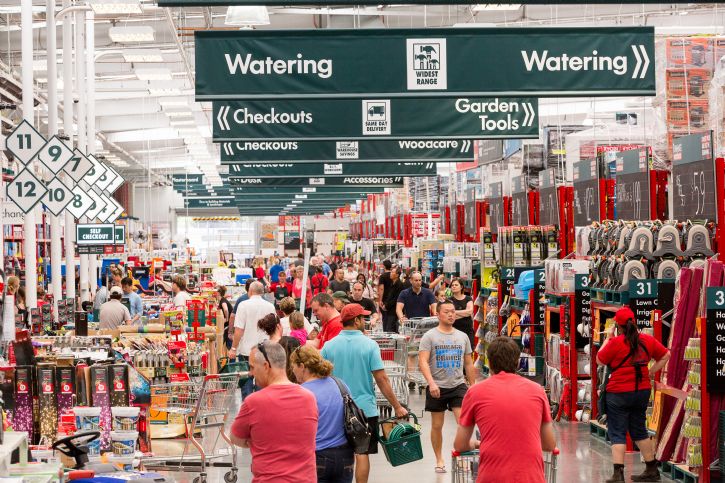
[331,377,372,454]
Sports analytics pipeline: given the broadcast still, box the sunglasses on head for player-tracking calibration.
[256,342,270,364]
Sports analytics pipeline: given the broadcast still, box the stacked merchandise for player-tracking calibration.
[664,37,723,156]
[419,240,445,280]
[473,285,498,378]
[442,242,479,282]
[498,226,558,268]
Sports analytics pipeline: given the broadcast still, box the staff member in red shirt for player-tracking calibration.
[454,337,556,483]
[307,292,343,350]
[597,307,670,483]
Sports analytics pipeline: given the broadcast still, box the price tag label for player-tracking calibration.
[6,169,48,214]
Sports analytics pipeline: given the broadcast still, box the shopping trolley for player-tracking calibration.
[400,317,439,393]
[369,333,409,417]
[451,448,559,483]
[143,372,247,483]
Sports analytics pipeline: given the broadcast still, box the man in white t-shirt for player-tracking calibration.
[229,281,276,399]
[172,275,192,309]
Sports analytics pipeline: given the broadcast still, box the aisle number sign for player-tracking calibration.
[68,187,95,219]
[213,97,538,141]
[221,139,476,163]
[6,169,48,214]
[195,27,655,100]
[76,224,115,245]
[42,178,74,216]
[35,136,74,174]
[5,120,45,164]
[706,287,725,393]
[65,149,95,183]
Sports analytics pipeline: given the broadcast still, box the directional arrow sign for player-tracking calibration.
[85,190,107,221]
[42,177,74,216]
[229,176,406,187]
[221,139,475,163]
[83,155,107,186]
[105,165,125,194]
[195,27,655,100]
[5,120,46,164]
[34,136,74,174]
[213,98,538,141]
[64,149,94,183]
[228,162,436,178]
[7,169,49,213]
[68,186,95,219]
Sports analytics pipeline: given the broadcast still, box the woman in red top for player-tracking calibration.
[596,307,670,483]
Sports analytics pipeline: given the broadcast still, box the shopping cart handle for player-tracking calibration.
[552,448,560,456]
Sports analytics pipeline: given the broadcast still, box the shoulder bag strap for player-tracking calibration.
[331,376,351,398]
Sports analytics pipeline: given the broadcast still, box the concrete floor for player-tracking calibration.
[146,390,675,483]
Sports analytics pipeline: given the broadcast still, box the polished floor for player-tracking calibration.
[147,390,675,483]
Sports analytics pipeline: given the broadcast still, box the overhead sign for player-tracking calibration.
[68,186,95,219]
[510,175,528,226]
[6,168,48,214]
[114,225,126,245]
[5,120,45,164]
[572,159,601,226]
[183,197,235,209]
[85,190,107,221]
[42,177,74,216]
[35,136,74,175]
[213,97,538,141]
[221,139,475,163]
[64,149,95,183]
[83,155,107,186]
[172,174,204,185]
[227,161,436,178]
[616,147,650,221]
[195,27,655,100]
[76,223,115,245]
[672,131,716,222]
[105,165,125,194]
[538,168,559,226]
[230,186,385,195]
[229,176,406,187]
[488,182,504,234]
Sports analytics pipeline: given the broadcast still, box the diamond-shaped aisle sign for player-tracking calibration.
[42,177,73,216]
[85,189,107,220]
[7,169,49,213]
[83,155,106,186]
[5,120,46,164]
[35,136,74,174]
[68,186,94,219]
[64,149,94,183]
[105,165,125,194]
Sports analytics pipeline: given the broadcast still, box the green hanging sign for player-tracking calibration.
[213,97,538,141]
[229,176,406,187]
[195,27,655,100]
[221,139,475,163]
[228,161,436,178]
[183,197,236,209]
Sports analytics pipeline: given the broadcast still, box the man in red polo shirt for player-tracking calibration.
[307,292,342,349]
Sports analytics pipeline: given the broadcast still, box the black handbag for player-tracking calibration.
[331,377,372,454]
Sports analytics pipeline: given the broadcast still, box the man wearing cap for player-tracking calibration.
[331,291,349,312]
[322,303,409,483]
[98,286,132,330]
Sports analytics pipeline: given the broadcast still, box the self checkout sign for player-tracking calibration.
[672,131,716,222]
[706,287,725,393]
[628,279,658,330]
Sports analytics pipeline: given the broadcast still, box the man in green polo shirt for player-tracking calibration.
[322,303,408,483]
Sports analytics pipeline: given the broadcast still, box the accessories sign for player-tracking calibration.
[212,97,538,141]
[227,162,436,178]
[195,27,655,100]
[220,139,475,163]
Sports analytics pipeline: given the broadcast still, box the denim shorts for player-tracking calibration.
[606,389,650,444]
[316,444,354,483]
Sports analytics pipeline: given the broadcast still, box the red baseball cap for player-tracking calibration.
[614,307,635,326]
[340,303,371,323]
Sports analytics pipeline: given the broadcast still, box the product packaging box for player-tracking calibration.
[666,99,710,131]
[665,37,714,70]
[665,69,711,99]
[545,259,591,293]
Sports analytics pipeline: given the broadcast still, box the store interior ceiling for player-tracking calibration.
[0,2,724,185]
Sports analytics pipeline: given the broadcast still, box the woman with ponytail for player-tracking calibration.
[597,307,671,483]
[290,346,354,483]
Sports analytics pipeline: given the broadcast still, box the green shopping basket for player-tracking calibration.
[218,357,250,387]
[378,413,423,467]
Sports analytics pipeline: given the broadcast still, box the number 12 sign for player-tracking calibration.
[6,169,48,214]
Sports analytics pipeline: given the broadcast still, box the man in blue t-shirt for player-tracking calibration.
[396,271,437,325]
[268,260,285,286]
[321,303,408,483]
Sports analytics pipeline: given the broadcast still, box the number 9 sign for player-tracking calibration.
[35,136,73,174]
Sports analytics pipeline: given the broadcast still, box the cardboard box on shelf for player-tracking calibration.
[666,37,714,70]
[666,68,711,99]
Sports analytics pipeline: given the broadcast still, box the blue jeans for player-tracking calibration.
[237,355,258,400]
[316,445,354,483]
[606,389,650,444]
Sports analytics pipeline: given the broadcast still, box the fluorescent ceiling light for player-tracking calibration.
[473,4,521,11]
[89,0,142,14]
[165,111,193,118]
[122,49,164,63]
[135,68,172,81]
[149,88,181,97]
[109,26,154,43]
[225,6,270,26]
[170,120,196,126]
[158,97,190,107]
